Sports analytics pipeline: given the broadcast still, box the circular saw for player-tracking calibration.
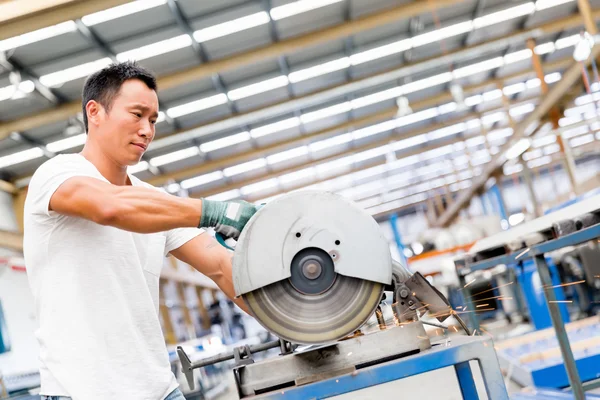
[232,191,392,344]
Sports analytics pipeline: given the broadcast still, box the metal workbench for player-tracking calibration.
[457,223,600,400]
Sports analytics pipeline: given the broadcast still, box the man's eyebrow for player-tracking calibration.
[130,104,159,118]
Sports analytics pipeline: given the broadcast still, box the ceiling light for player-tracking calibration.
[428,123,466,140]
[466,135,486,148]
[505,138,532,160]
[280,167,315,184]
[473,3,535,29]
[310,133,353,151]
[0,21,77,52]
[240,178,279,195]
[39,58,112,87]
[200,131,251,153]
[82,0,167,26]
[532,134,556,148]
[250,117,300,138]
[465,94,483,107]
[352,120,397,140]
[180,171,224,189]
[396,108,439,127]
[223,158,267,176]
[157,112,166,123]
[527,155,552,168]
[0,80,35,102]
[509,103,535,117]
[193,12,270,42]
[503,82,527,96]
[166,94,228,118]
[46,133,87,153]
[353,146,391,163]
[487,128,513,141]
[402,72,453,94]
[390,134,427,151]
[270,0,344,20]
[289,57,350,83]
[482,111,506,125]
[350,38,412,66]
[117,34,191,62]
[128,161,149,174]
[149,146,199,167]
[534,42,556,55]
[544,143,561,155]
[535,0,574,10]
[300,102,352,124]
[555,34,581,50]
[267,146,309,164]
[570,133,595,147]
[0,147,45,169]
[503,162,523,175]
[453,57,504,79]
[316,156,354,175]
[351,87,403,109]
[166,183,181,194]
[411,21,473,47]
[482,89,503,102]
[228,75,289,101]
[504,49,532,64]
[207,190,241,201]
[522,148,543,161]
[438,102,458,115]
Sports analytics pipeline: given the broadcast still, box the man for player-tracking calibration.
[23,61,260,400]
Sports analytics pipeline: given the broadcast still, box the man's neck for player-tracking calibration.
[80,145,130,186]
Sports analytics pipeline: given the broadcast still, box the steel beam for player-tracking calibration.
[0,1,590,138]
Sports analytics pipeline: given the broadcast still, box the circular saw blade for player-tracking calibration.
[244,275,383,344]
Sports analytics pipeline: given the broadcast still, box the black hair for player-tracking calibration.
[81,61,157,133]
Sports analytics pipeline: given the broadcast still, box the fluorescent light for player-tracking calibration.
[465,95,483,107]
[428,123,465,140]
[544,143,561,155]
[250,117,300,138]
[316,156,354,175]
[487,128,513,141]
[150,146,199,167]
[396,108,439,127]
[533,134,556,148]
[559,116,583,127]
[352,120,397,140]
[353,146,390,163]
[411,21,473,47]
[570,133,594,147]
[505,138,532,160]
[180,171,224,189]
[350,39,412,66]
[157,112,166,123]
[438,102,458,115]
[280,168,315,184]
[509,212,525,226]
[402,72,453,94]
[40,58,112,87]
[555,34,580,50]
[466,136,486,148]
[128,161,149,174]
[504,49,532,64]
[509,103,535,117]
[544,72,562,84]
[473,3,535,29]
[270,0,344,20]
[117,34,192,62]
[536,0,574,10]
[166,94,228,118]
[200,132,251,153]
[522,148,543,161]
[482,89,503,102]
[526,78,541,89]
[289,58,350,83]
[0,21,77,52]
[207,189,241,201]
[527,155,552,168]
[240,178,279,195]
[390,134,427,151]
[166,183,181,193]
[563,125,589,139]
[0,147,45,169]
[310,133,352,151]
[82,0,167,26]
[223,158,267,177]
[503,82,527,96]
[46,133,86,152]
[266,146,308,164]
[350,87,403,109]
[300,102,352,124]
[534,42,556,55]
[453,57,503,79]
[0,80,35,102]
[193,12,270,42]
[482,111,505,125]
[228,75,289,101]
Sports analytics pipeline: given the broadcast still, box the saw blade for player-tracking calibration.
[243,275,383,344]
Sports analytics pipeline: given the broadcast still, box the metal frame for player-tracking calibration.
[252,335,508,400]
[460,223,600,400]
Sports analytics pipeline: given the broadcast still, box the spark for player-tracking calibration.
[452,326,459,332]
[455,306,464,310]
[464,278,477,288]
[476,304,489,308]
[515,248,530,260]
[474,295,512,303]
[472,329,477,336]
[469,281,514,298]
[543,280,586,289]
[549,300,573,303]
[417,335,428,340]
[455,308,495,314]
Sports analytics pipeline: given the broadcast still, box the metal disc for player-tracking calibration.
[243,275,383,344]
[289,247,337,295]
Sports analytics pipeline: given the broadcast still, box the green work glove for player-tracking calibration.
[199,199,260,240]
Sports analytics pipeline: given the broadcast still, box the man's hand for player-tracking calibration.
[199,199,260,240]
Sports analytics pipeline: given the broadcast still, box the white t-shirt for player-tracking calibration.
[23,154,204,400]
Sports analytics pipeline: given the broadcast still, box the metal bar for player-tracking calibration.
[578,0,598,35]
[455,361,479,400]
[521,159,542,218]
[0,56,65,104]
[530,223,600,255]
[464,253,517,275]
[190,340,281,369]
[490,184,508,221]
[389,214,408,267]
[533,254,585,400]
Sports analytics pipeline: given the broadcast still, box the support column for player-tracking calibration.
[389,214,408,267]
[521,158,543,217]
[578,0,598,35]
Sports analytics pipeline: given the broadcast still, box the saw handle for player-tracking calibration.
[215,232,236,251]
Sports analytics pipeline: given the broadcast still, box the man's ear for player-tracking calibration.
[86,100,103,129]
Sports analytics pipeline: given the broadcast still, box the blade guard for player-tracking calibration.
[231,191,393,297]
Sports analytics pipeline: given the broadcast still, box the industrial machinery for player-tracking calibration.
[177,191,508,399]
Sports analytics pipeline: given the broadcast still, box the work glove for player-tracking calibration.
[198,199,260,240]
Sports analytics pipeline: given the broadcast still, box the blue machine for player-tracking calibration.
[0,299,11,354]
[515,258,570,330]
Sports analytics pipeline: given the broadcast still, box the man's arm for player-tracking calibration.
[169,233,249,313]
[50,177,202,233]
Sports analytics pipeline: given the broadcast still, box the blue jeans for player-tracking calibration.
[41,387,186,400]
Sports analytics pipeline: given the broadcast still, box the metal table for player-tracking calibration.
[459,223,600,400]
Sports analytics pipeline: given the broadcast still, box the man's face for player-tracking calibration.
[93,79,159,166]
